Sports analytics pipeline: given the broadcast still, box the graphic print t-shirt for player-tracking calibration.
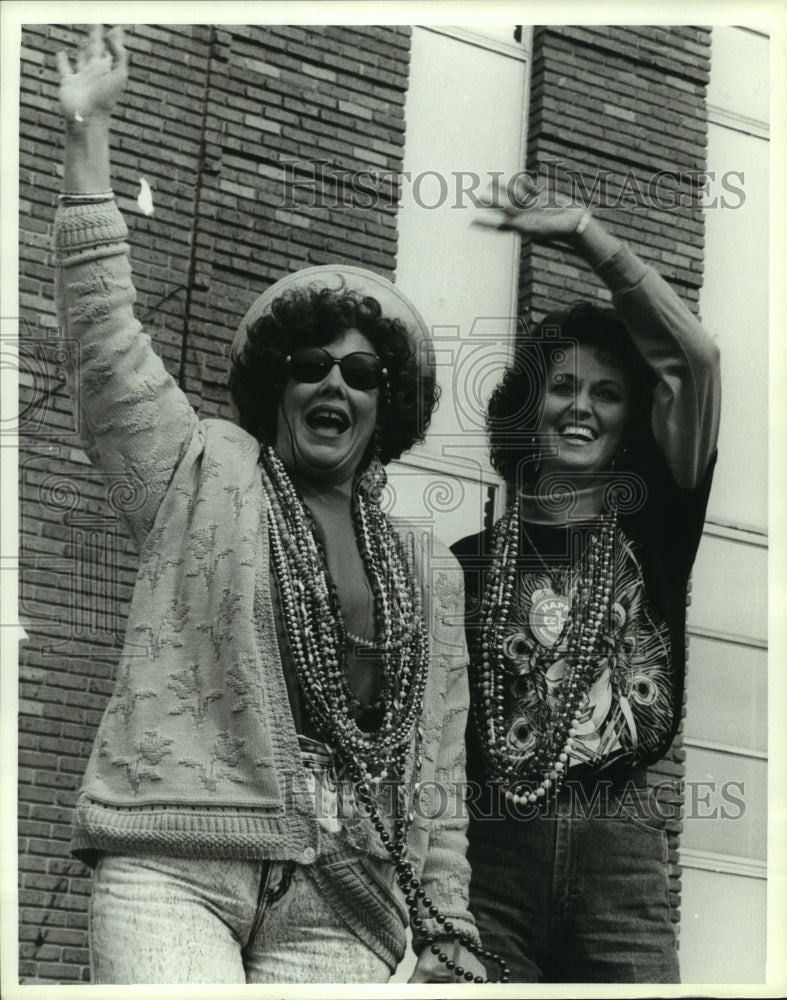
[489,520,672,773]
[452,455,716,784]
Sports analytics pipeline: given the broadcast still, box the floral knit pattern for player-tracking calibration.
[55,199,478,957]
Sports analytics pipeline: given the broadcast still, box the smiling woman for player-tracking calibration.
[52,24,495,987]
[540,344,629,469]
[277,329,381,487]
[485,299,657,496]
[229,275,437,481]
[451,182,721,982]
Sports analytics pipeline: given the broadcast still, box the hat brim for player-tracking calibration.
[230,265,434,377]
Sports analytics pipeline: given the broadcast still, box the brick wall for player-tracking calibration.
[17,21,712,985]
[17,23,411,984]
[521,25,712,932]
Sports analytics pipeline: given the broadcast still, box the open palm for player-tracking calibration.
[473,171,587,243]
[57,25,128,123]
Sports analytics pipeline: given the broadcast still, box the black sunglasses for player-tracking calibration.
[286,347,387,391]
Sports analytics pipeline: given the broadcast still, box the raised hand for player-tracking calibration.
[473,171,588,244]
[56,24,128,127]
[472,171,625,267]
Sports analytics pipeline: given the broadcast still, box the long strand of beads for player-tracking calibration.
[349,761,510,983]
[262,447,427,773]
[262,449,509,982]
[262,446,509,981]
[473,501,618,804]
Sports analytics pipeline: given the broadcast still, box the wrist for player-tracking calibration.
[65,118,112,143]
[63,121,112,194]
[567,211,624,266]
[58,191,115,205]
[566,208,593,246]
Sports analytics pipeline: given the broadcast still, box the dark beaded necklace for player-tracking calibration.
[472,499,618,805]
[260,447,510,982]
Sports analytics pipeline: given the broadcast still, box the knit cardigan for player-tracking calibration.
[53,200,478,965]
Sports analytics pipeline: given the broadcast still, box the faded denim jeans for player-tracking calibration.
[89,739,392,984]
[89,853,391,984]
[467,773,680,983]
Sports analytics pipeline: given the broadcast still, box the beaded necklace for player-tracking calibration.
[260,446,509,983]
[473,498,617,806]
[262,445,425,780]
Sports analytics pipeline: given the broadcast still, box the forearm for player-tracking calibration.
[415,661,478,949]
[580,228,721,487]
[63,119,112,192]
[55,201,198,546]
[416,802,478,946]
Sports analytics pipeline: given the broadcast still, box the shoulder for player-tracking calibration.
[201,418,261,460]
[450,528,492,565]
[191,419,263,495]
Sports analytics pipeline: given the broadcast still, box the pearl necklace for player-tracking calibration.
[260,446,509,983]
[473,498,617,805]
[261,446,427,781]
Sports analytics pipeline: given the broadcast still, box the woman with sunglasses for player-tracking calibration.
[53,26,493,985]
[450,179,721,981]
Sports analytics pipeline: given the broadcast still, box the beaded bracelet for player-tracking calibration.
[57,191,115,205]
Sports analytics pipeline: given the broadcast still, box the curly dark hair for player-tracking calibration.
[486,301,657,485]
[228,284,439,466]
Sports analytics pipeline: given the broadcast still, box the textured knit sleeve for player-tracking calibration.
[412,545,480,953]
[595,244,721,489]
[54,199,199,549]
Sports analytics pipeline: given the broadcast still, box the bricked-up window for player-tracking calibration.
[17,23,411,984]
[387,25,531,549]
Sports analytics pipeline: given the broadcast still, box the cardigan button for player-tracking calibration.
[302,846,316,863]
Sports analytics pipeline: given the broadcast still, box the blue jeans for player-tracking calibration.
[89,853,391,983]
[88,739,393,984]
[467,775,680,983]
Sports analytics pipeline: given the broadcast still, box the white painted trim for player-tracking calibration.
[703,519,768,546]
[708,104,770,140]
[680,847,767,880]
[688,624,768,651]
[420,25,530,62]
[684,737,768,761]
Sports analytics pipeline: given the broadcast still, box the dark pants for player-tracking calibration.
[467,775,680,983]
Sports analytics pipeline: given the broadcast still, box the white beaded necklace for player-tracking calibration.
[261,445,428,783]
[260,445,512,984]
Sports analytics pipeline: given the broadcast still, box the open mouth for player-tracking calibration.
[305,406,350,436]
[559,423,597,443]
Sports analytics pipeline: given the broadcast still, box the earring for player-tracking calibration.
[611,447,628,472]
[530,434,542,474]
[357,431,387,504]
